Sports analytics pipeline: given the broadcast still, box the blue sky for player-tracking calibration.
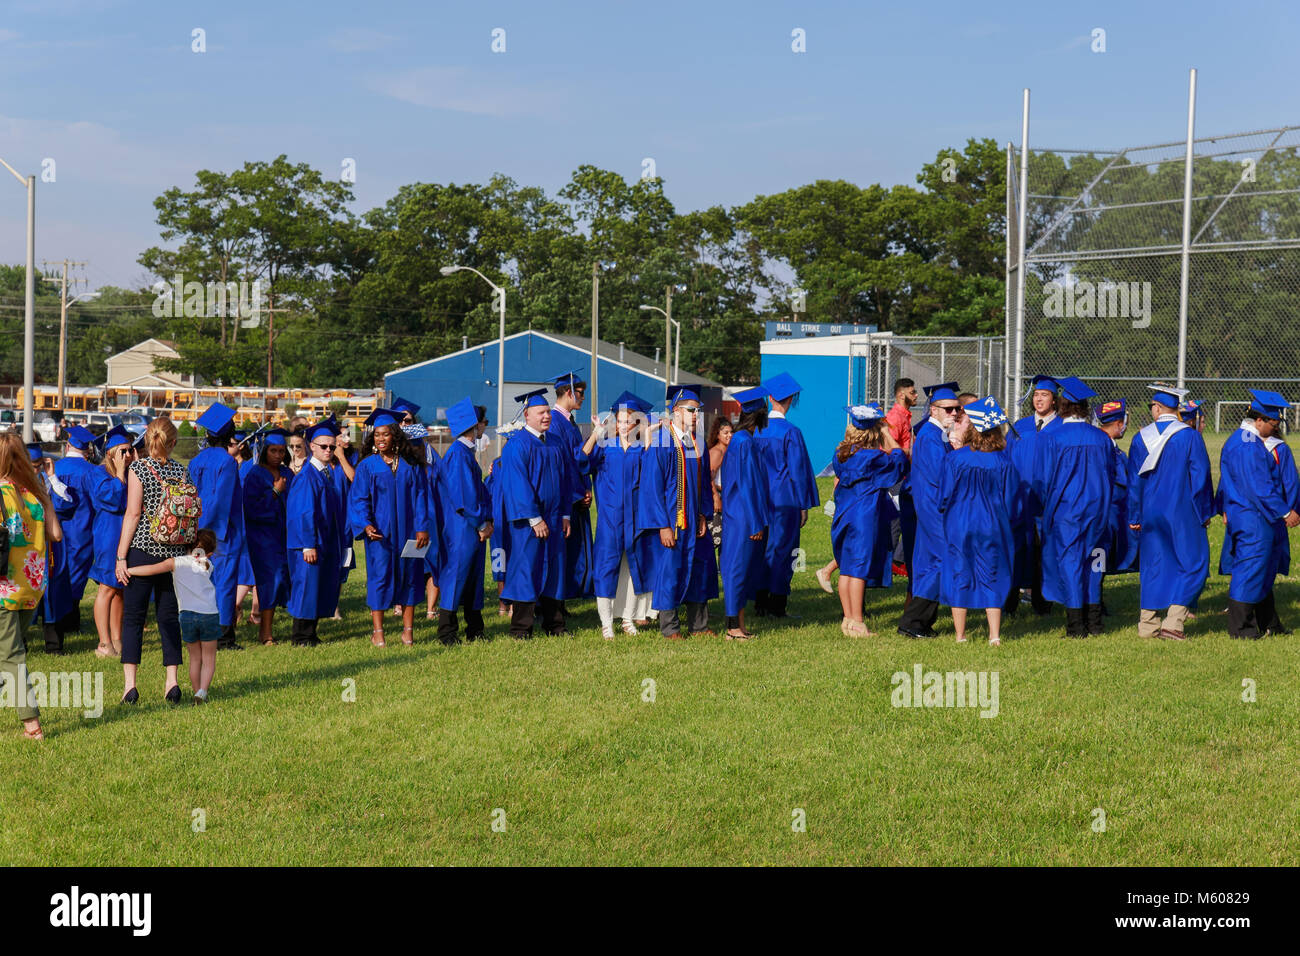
[0,0,1296,291]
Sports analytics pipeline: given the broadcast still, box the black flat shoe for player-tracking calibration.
[164,685,182,705]
[121,687,139,705]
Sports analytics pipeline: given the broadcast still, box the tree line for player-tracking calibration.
[1,139,1009,390]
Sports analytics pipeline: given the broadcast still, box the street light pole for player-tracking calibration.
[441,264,506,453]
[664,285,673,386]
[639,303,679,385]
[1,158,35,442]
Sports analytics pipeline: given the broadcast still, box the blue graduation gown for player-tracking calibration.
[909,419,952,602]
[437,439,490,612]
[239,460,291,609]
[1107,442,1138,574]
[939,447,1022,609]
[636,425,714,611]
[423,442,446,582]
[329,461,356,584]
[756,416,820,596]
[43,454,97,620]
[187,447,245,627]
[1005,414,1061,587]
[832,448,907,585]
[87,468,126,588]
[235,463,255,588]
[580,439,653,599]
[348,454,432,610]
[1269,439,1299,575]
[286,461,345,619]
[485,458,507,584]
[1032,420,1116,608]
[499,428,569,604]
[719,428,770,615]
[1127,419,1214,608]
[548,409,594,600]
[1217,426,1291,603]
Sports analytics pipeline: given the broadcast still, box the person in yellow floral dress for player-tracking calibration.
[0,432,64,740]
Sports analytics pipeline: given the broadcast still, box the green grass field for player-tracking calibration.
[3,430,1299,866]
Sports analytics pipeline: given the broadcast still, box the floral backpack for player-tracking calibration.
[142,460,202,546]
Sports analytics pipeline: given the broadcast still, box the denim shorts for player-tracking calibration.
[179,610,222,644]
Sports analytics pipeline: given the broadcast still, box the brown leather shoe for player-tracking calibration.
[664,632,685,641]
[1159,628,1187,641]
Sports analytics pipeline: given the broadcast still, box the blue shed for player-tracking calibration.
[385,330,724,430]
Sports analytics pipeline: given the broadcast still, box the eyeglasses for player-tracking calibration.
[313,443,335,451]
[935,405,962,413]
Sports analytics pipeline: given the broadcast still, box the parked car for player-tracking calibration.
[0,410,60,442]
[65,411,150,437]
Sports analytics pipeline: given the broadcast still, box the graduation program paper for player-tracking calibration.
[400,539,430,559]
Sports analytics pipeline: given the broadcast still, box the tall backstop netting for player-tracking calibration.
[1006,123,1300,428]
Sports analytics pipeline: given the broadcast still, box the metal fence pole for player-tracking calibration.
[1014,90,1031,414]
[1176,68,1197,390]
[1004,143,1014,410]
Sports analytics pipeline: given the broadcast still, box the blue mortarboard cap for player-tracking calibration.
[391,397,421,418]
[1147,383,1190,409]
[1249,389,1291,418]
[64,425,95,449]
[1030,374,1059,392]
[261,427,289,446]
[609,390,652,415]
[734,386,768,413]
[843,403,884,429]
[195,403,237,436]
[923,381,960,404]
[1054,376,1098,403]
[102,425,133,451]
[761,372,802,402]
[1179,400,1205,423]
[26,442,42,462]
[1095,399,1127,425]
[965,396,1009,433]
[514,388,550,409]
[365,408,403,429]
[447,396,479,436]
[307,419,341,443]
[549,368,587,391]
[666,384,701,406]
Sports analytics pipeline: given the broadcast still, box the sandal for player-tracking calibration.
[426,610,438,620]
[621,621,638,635]
[988,636,1002,647]
[371,628,386,648]
[724,629,751,642]
[94,644,115,658]
[955,635,968,643]
[401,627,414,646]
[22,726,43,740]
[601,624,615,641]
[248,611,261,626]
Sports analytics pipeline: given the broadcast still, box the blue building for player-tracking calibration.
[385,330,724,429]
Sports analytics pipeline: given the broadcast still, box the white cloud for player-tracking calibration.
[365,66,562,118]
[0,29,19,43]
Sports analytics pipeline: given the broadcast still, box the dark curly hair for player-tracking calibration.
[361,423,426,469]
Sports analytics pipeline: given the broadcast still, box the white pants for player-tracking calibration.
[596,556,651,629]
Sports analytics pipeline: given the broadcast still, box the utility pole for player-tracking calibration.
[590,262,600,417]
[664,285,674,386]
[42,258,86,413]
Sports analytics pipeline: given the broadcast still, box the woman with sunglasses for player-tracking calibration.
[87,426,136,657]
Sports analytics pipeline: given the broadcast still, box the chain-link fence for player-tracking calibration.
[849,334,1005,407]
[1006,120,1300,428]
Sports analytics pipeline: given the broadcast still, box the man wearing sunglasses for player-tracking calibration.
[898,382,963,639]
[286,419,347,647]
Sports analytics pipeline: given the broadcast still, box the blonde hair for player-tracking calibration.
[143,417,177,459]
[836,421,886,461]
[0,432,53,512]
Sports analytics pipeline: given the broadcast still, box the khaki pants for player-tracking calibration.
[0,609,38,721]
[1139,605,1189,638]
